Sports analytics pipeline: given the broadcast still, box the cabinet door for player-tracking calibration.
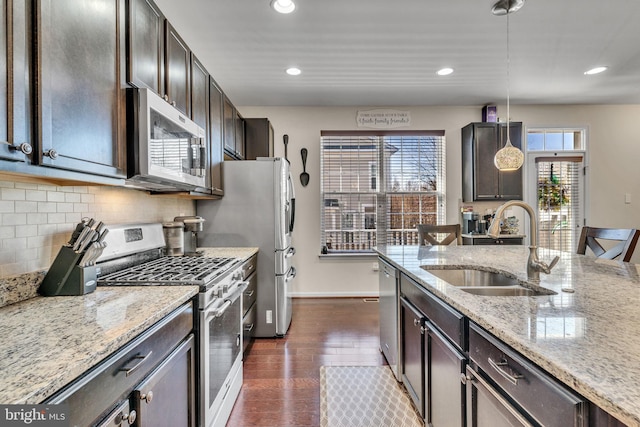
[164,21,190,116]
[134,334,196,427]
[209,78,223,194]
[425,323,466,427]
[497,123,524,200]
[190,53,209,192]
[222,95,235,155]
[465,367,532,427]
[473,123,501,200]
[400,296,424,417]
[1,0,32,162]
[235,110,245,159]
[127,0,164,95]
[244,118,274,160]
[37,0,126,178]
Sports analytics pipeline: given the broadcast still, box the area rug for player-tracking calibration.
[320,366,422,427]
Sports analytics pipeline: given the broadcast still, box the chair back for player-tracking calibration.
[576,226,640,262]
[417,224,462,246]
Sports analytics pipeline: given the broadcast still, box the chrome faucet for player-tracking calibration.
[487,200,560,282]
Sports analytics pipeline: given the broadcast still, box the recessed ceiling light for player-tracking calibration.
[584,66,608,75]
[437,68,454,76]
[271,0,295,14]
[286,67,301,76]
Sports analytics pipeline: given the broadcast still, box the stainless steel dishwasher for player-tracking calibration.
[378,257,401,381]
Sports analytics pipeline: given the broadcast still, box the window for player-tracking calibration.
[320,130,446,254]
[525,127,586,254]
[527,128,585,151]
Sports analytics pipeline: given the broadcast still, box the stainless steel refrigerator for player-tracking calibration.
[197,158,296,337]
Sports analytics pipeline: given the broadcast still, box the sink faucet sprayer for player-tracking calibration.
[487,200,560,282]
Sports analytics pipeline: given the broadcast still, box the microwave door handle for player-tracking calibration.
[199,139,206,177]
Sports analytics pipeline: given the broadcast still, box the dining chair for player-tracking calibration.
[576,226,640,262]
[416,224,462,246]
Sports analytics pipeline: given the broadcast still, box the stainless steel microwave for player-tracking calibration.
[126,88,206,191]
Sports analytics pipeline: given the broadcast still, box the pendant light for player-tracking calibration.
[493,0,525,172]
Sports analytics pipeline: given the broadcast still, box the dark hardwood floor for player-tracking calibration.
[227,297,386,426]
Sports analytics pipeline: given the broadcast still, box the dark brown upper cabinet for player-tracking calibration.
[209,78,224,195]
[190,54,208,131]
[127,0,165,95]
[244,118,274,160]
[235,110,245,160]
[222,94,236,158]
[164,21,191,117]
[0,0,33,163]
[35,0,126,179]
[462,122,523,202]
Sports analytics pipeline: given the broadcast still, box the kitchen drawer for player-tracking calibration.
[46,302,193,426]
[468,322,588,427]
[240,254,257,280]
[242,271,257,317]
[243,301,256,354]
[400,273,466,351]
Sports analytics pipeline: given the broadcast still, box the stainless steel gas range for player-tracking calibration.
[96,222,254,427]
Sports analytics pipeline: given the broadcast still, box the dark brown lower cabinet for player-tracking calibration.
[400,296,424,417]
[426,322,466,427]
[133,335,196,427]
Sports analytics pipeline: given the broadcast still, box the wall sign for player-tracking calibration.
[356,109,411,129]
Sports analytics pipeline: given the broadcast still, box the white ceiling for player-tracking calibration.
[154,0,640,107]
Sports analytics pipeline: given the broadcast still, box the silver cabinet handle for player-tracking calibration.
[9,142,32,155]
[119,351,153,377]
[43,149,58,159]
[140,390,153,404]
[244,323,255,332]
[244,289,255,297]
[488,357,524,386]
[116,409,137,426]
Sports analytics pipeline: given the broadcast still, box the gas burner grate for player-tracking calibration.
[99,256,240,285]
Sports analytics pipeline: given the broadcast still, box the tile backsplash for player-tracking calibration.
[0,178,195,277]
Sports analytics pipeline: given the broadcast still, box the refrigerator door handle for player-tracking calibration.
[286,267,297,282]
[289,198,295,233]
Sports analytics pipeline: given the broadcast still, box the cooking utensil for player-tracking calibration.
[283,134,289,160]
[300,148,309,187]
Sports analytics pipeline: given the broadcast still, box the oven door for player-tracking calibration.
[200,283,246,427]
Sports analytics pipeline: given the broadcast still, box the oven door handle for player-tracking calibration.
[214,300,233,318]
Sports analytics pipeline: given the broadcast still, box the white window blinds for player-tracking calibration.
[536,156,583,252]
[320,131,445,253]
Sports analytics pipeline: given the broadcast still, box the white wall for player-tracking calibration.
[238,104,640,296]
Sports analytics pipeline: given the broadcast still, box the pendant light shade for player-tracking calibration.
[493,0,525,172]
[494,141,524,171]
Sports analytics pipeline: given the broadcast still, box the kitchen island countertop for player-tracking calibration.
[376,244,640,426]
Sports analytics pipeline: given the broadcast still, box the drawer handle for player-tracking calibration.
[119,351,153,377]
[488,357,524,386]
[244,290,255,297]
[244,323,255,332]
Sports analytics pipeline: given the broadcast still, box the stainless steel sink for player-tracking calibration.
[459,287,552,297]
[423,268,521,287]
[422,267,556,296]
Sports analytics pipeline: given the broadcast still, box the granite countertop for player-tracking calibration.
[375,244,640,426]
[198,247,259,261]
[0,246,258,405]
[0,285,199,404]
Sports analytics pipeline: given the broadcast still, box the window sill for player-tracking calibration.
[318,252,378,259]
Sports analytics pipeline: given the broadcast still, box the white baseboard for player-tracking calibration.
[291,291,380,298]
